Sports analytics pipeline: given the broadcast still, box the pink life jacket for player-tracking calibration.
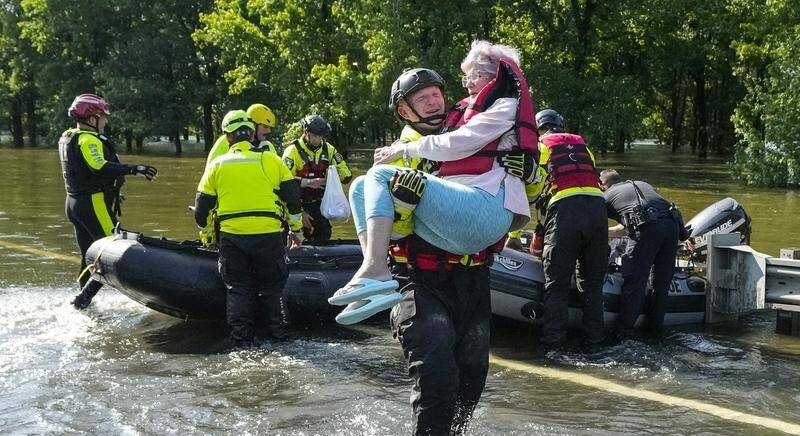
[540,133,600,191]
[438,57,539,177]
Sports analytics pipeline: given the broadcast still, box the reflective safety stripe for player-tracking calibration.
[216,157,263,166]
[91,192,114,236]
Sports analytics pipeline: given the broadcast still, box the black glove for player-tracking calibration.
[679,224,692,242]
[130,164,158,181]
[498,151,536,184]
[391,170,426,206]
[390,170,426,240]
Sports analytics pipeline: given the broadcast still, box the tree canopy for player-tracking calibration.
[0,0,798,186]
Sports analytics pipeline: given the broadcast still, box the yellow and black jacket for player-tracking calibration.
[195,141,302,235]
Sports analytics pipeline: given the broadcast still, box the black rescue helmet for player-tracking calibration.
[535,109,565,132]
[302,115,331,136]
[388,68,445,114]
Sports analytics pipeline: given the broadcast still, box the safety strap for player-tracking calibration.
[295,140,329,166]
[473,149,538,157]
[390,236,493,273]
[76,232,122,284]
[628,180,648,209]
[217,211,282,222]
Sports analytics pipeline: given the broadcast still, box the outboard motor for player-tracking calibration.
[684,197,751,263]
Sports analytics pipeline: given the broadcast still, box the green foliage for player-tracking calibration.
[731,0,800,187]
[0,0,796,186]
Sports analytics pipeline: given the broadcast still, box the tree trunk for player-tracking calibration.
[669,72,686,152]
[10,97,24,148]
[613,129,625,153]
[24,90,37,147]
[674,86,687,151]
[693,66,708,158]
[174,131,183,155]
[136,136,144,151]
[570,0,598,72]
[203,101,214,152]
[125,129,133,153]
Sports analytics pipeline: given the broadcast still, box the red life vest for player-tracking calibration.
[294,139,331,179]
[438,57,539,177]
[540,133,600,191]
[293,139,331,202]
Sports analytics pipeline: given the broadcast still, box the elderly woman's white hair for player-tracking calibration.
[460,40,521,75]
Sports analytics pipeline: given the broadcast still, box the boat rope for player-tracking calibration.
[76,234,122,284]
[489,354,800,435]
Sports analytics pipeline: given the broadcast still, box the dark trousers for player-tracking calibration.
[541,195,608,344]
[65,193,116,287]
[302,201,332,242]
[390,266,491,436]
[618,216,679,334]
[218,232,289,343]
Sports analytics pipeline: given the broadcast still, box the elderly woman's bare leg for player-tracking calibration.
[353,216,393,281]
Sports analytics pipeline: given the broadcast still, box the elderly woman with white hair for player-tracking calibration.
[330,40,531,319]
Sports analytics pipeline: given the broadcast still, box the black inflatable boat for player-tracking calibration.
[85,231,361,320]
[85,197,750,326]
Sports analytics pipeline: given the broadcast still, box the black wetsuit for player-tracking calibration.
[59,129,128,289]
[390,247,491,436]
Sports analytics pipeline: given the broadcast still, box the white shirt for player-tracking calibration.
[405,97,530,231]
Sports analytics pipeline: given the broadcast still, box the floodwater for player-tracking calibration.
[1,143,800,435]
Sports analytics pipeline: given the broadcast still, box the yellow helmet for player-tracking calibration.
[221,110,255,133]
[247,104,277,128]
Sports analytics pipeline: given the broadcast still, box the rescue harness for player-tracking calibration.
[389,235,506,273]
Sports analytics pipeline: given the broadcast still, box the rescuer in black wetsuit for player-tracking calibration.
[60,93,158,309]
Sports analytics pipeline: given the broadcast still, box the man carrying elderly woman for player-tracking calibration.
[331,40,537,435]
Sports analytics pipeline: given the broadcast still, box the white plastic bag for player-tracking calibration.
[320,165,351,221]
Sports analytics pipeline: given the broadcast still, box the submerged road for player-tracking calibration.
[3,237,800,435]
[1,146,799,434]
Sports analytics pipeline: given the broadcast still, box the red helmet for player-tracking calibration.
[68,93,110,120]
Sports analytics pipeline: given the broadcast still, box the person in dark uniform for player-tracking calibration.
[281,115,352,242]
[600,169,681,340]
[530,109,608,352]
[195,110,303,346]
[60,93,158,309]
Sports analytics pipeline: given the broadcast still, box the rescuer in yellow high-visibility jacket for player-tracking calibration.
[194,110,302,346]
[281,114,352,241]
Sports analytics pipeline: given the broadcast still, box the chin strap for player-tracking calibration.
[80,115,101,132]
[405,104,445,132]
[409,115,445,132]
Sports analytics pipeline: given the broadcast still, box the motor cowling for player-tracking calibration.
[684,197,751,261]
